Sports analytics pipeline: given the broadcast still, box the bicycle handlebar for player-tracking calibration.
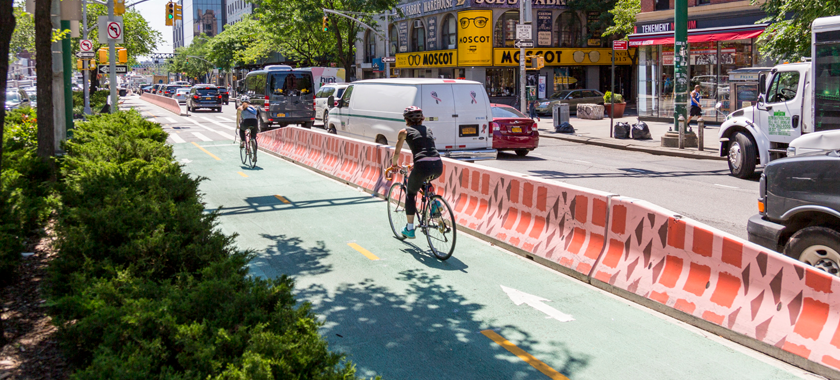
[384,164,412,181]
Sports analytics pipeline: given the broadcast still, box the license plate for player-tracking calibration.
[459,124,479,137]
[512,127,522,133]
[462,127,476,134]
[277,113,286,117]
[204,97,212,100]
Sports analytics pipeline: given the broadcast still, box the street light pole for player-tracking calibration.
[674,0,688,140]
[108,0,117,113]
[519,0,526,114]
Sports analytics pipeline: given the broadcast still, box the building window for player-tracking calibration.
[697,0,710,4]
[655,0,669,10]
[494,10,519,48]
[390,25,398,55]
[412,20,425,52]
[441,14,457,49]
[556,12,582,48]
[365,31,376,63]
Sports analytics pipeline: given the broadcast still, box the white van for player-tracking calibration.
[326,78,496,160]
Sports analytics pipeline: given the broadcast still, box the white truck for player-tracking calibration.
[719,15,840,178]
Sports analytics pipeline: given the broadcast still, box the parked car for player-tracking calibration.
[326,78,496,160]
[173,88,191,104]
[490,104,539,157]
[141,85,153,93]
[314,83,348,125]
[163,84,188,98]
[186,84,222,112]
[535,89,604,115]
[219,87,230,105]
[5,88,31,111]
[240,65,316,129]
[747,153,840,276]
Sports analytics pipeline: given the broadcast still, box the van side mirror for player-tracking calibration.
[328,95,335,108]
[758,73,767,95]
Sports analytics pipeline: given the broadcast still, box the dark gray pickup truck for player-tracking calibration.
[747,154,840,276]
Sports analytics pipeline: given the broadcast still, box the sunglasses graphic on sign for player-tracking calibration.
[408,54,421,65]
[460,16,488,29]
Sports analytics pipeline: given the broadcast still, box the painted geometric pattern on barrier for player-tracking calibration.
[592,197,840,369]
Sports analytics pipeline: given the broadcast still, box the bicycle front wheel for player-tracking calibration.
[239,134,248,165]
[248,138,258,168]
[425,195,456,260]
[387,183,407,240]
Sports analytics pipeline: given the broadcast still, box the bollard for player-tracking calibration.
[698,117,704,151]
[678,114,685,149]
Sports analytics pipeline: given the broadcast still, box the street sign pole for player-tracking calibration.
[82,0,91,115]
[518,0,526,114]
[383,12,390,78]
[108,0,117,113]
[674,0,688,143]
[611,44,615,138]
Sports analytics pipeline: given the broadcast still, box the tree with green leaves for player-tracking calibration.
[602,0,640,40]
[170,34,215,80]
[253,0,397,75]
[753,0,840,62]
[9,5,33,65]
[565,0,617,47]
[205,16,275,71]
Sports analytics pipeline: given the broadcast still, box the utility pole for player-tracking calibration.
[673,0,687,140]
[383,13,391,78]
[108,0,117,113]
[519,0,526,114]
[82,0,91,115]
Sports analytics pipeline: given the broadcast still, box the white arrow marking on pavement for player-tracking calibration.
[184,118,231,139]
[201,116,236,130]
[501,285,574,322]
[169,133,186,144]
[192,132,212,142]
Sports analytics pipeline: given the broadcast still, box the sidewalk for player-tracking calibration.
[534,113,726,161]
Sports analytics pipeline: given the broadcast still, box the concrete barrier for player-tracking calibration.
[255,127,840,378]
[591,196,840,378]
[140,93,183,115]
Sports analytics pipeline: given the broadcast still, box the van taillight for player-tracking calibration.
[264,95,270,112]
[313,100,316,110]
[531,122,538,132]
[491,122,500,132]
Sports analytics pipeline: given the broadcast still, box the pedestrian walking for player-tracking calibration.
[529,99,540,121]
[688,85,702,126]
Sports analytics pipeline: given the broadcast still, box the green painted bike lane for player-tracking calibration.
[174,141,813,380]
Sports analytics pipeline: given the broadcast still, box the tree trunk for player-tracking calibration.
[0,0,17,349]
[35,0,54,162]
[0,0,17,175]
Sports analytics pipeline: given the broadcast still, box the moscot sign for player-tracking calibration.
[493,48,635,66]
[396,49,458,68]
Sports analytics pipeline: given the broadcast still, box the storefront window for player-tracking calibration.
[412,21,426,52]
[365,31,376,63]
[442,14,457,50]
[638,45,659,117]
[719,39,755,115]
[487,68,517,97]
[552,67,586,93]
[556,12,582,48]
[494,11,519,48]
[390,25,398,56]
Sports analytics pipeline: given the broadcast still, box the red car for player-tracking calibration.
[490,104,539,157]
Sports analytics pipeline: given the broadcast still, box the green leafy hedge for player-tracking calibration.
[1,108,55,285]
[50,110,363,379]
[72,90,111,116]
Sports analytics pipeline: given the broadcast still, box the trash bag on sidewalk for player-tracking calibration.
[614,122,631,139]
[631,121,652,140]
[555,122,575,134]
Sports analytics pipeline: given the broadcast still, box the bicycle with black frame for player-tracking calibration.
[385,164,457,260]
[236,95,258,168]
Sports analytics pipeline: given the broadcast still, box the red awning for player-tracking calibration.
[629,27,765,47]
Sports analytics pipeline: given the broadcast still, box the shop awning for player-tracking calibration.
[628,24,767,47]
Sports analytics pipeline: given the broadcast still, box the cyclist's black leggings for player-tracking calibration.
[240,118,258,141]
[406,158,443,216]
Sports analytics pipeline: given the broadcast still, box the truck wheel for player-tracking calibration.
[258,117,268,132]
[322,110,329,125]
[728,132,756,179]
[784,227,840,277]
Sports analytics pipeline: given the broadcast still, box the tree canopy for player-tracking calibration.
[602,0,640,40]
[170,34,215,79]
[205,15,274,70]
[753,0,840,62]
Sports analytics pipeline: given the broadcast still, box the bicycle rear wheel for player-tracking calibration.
[239,133,248,165]
[248,138,258,168]
[425,195,456,260]
[387,183,407,240]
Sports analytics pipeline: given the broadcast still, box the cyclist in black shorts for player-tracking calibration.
[238,95,258,147]
[390,106,443,239]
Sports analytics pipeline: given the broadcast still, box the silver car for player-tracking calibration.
[173,88,190,104]
[535,89,604,115]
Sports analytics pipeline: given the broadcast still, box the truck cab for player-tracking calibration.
[718,15,840,178]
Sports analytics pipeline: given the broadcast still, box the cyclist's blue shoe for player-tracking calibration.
[401,226,416,239]
[430,200,442,218]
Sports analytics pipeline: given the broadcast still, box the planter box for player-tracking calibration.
[604,102,626,118]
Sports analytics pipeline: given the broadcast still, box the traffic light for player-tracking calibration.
[77,59,84,71]
[165,2,174,26]
[322,16,328,32]
[98,48,109,63]
[114,0,125,15]
[118,47,128,64]
[174,4,182,21]
[525,55,544,70]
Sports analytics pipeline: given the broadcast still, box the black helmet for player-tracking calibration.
[403,106,424,123]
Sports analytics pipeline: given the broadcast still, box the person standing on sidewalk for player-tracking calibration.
[688,85,702,126]
[528,99,541,121]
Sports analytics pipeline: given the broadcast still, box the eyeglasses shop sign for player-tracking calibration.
[396,49,458,68]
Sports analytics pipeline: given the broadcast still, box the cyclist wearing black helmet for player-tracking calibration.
[238,95,258,148]
[390,106,443,239]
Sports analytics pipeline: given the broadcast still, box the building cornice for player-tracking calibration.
[636,0,765,23]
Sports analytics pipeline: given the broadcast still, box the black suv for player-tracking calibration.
[748,153,840,276]
[186,85,222,112]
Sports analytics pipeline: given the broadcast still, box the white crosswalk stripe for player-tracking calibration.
[184,117,231,139]
[165,117,177,123]
[201,116,236,130]
[168,133,186,144]
[217,116,234,122]
[192,132,212,141]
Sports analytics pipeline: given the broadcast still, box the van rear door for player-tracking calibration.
[451,83,492,150]
[420,84,456,150]
[268,72,315,123]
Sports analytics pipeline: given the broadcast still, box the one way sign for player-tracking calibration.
[98,65,127,74]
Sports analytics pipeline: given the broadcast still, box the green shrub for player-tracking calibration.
[72,90,111,116]
[50,109,362,379]
[604,91,624,104]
